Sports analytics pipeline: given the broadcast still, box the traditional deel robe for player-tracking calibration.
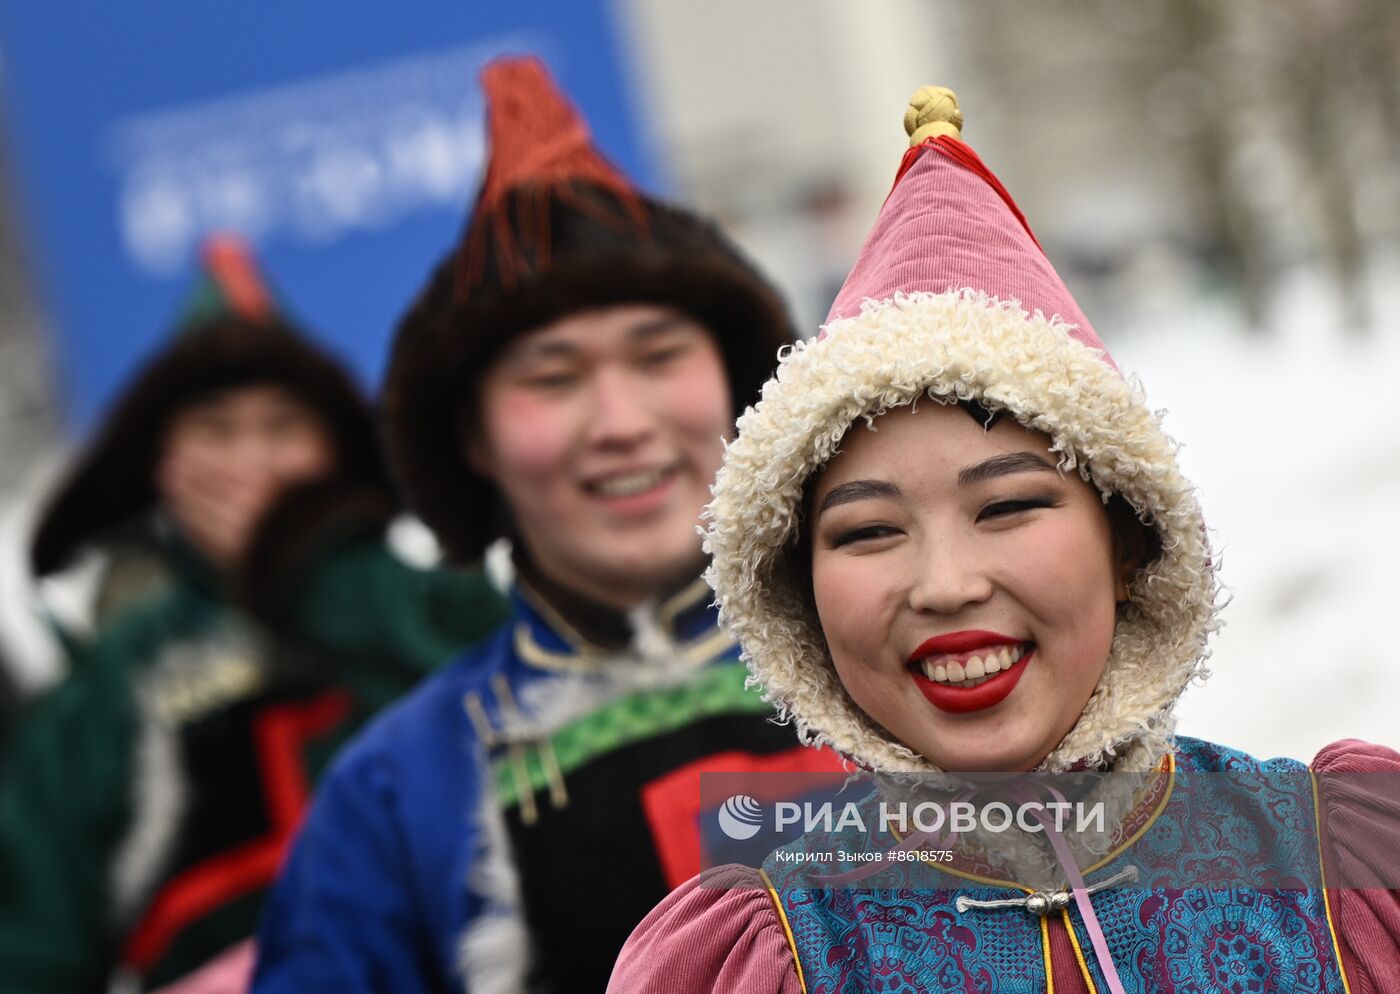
[254,575,840,994]
[612,737,1400,994]
[764,737,1347,994]
[0,537,505,994]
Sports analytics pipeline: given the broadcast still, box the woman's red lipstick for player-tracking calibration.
[907,630,1021,660]
[906,630,1033,715]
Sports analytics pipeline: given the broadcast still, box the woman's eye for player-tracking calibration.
[977,497,1056,522]
[830,524,897,547]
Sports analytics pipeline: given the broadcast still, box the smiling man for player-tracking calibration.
[465,303,735,613]
[251,57,831,994]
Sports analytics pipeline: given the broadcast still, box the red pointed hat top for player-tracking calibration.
[457,55,647,297]
[825,85,1108,360]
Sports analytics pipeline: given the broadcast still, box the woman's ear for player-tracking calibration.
[1109,500,1152,603]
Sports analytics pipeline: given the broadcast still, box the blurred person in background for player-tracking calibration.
[0,237,507,994]
[252,56,836,994]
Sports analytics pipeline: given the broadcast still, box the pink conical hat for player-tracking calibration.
[825,86,1109,363]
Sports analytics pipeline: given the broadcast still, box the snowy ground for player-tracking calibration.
[1112,265,1400,762]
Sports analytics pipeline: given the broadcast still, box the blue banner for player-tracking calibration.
[0,1,658,428]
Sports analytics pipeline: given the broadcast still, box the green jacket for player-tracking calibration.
[0,538,506,992]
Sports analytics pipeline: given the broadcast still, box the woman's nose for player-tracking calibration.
[905,534,995,616]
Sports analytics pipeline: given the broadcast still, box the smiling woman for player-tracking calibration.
[809,403,1136,772]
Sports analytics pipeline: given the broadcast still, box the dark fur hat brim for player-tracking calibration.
[384,190,795,565]
[31,315,391,577]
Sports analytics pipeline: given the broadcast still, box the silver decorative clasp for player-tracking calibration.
[956,865,1139,916]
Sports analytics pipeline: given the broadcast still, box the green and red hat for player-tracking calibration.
[31,235,386,577]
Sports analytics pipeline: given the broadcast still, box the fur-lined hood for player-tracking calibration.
[702,90,1219,776]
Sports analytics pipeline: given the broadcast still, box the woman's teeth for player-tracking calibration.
[593,469,668,497]
[922,644,1028,688]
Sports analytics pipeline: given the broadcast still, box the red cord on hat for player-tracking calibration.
[456,56,648,298]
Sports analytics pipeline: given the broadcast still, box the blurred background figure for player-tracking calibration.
[0,0,1394,810]
[0,238,505,993]
[22,240,354,662]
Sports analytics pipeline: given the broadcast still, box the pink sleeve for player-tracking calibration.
[1313,739,1400,993]
[607,865,802,994]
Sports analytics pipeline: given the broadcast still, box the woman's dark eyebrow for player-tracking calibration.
[958,451,1057,486]
[817,479,902,513]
